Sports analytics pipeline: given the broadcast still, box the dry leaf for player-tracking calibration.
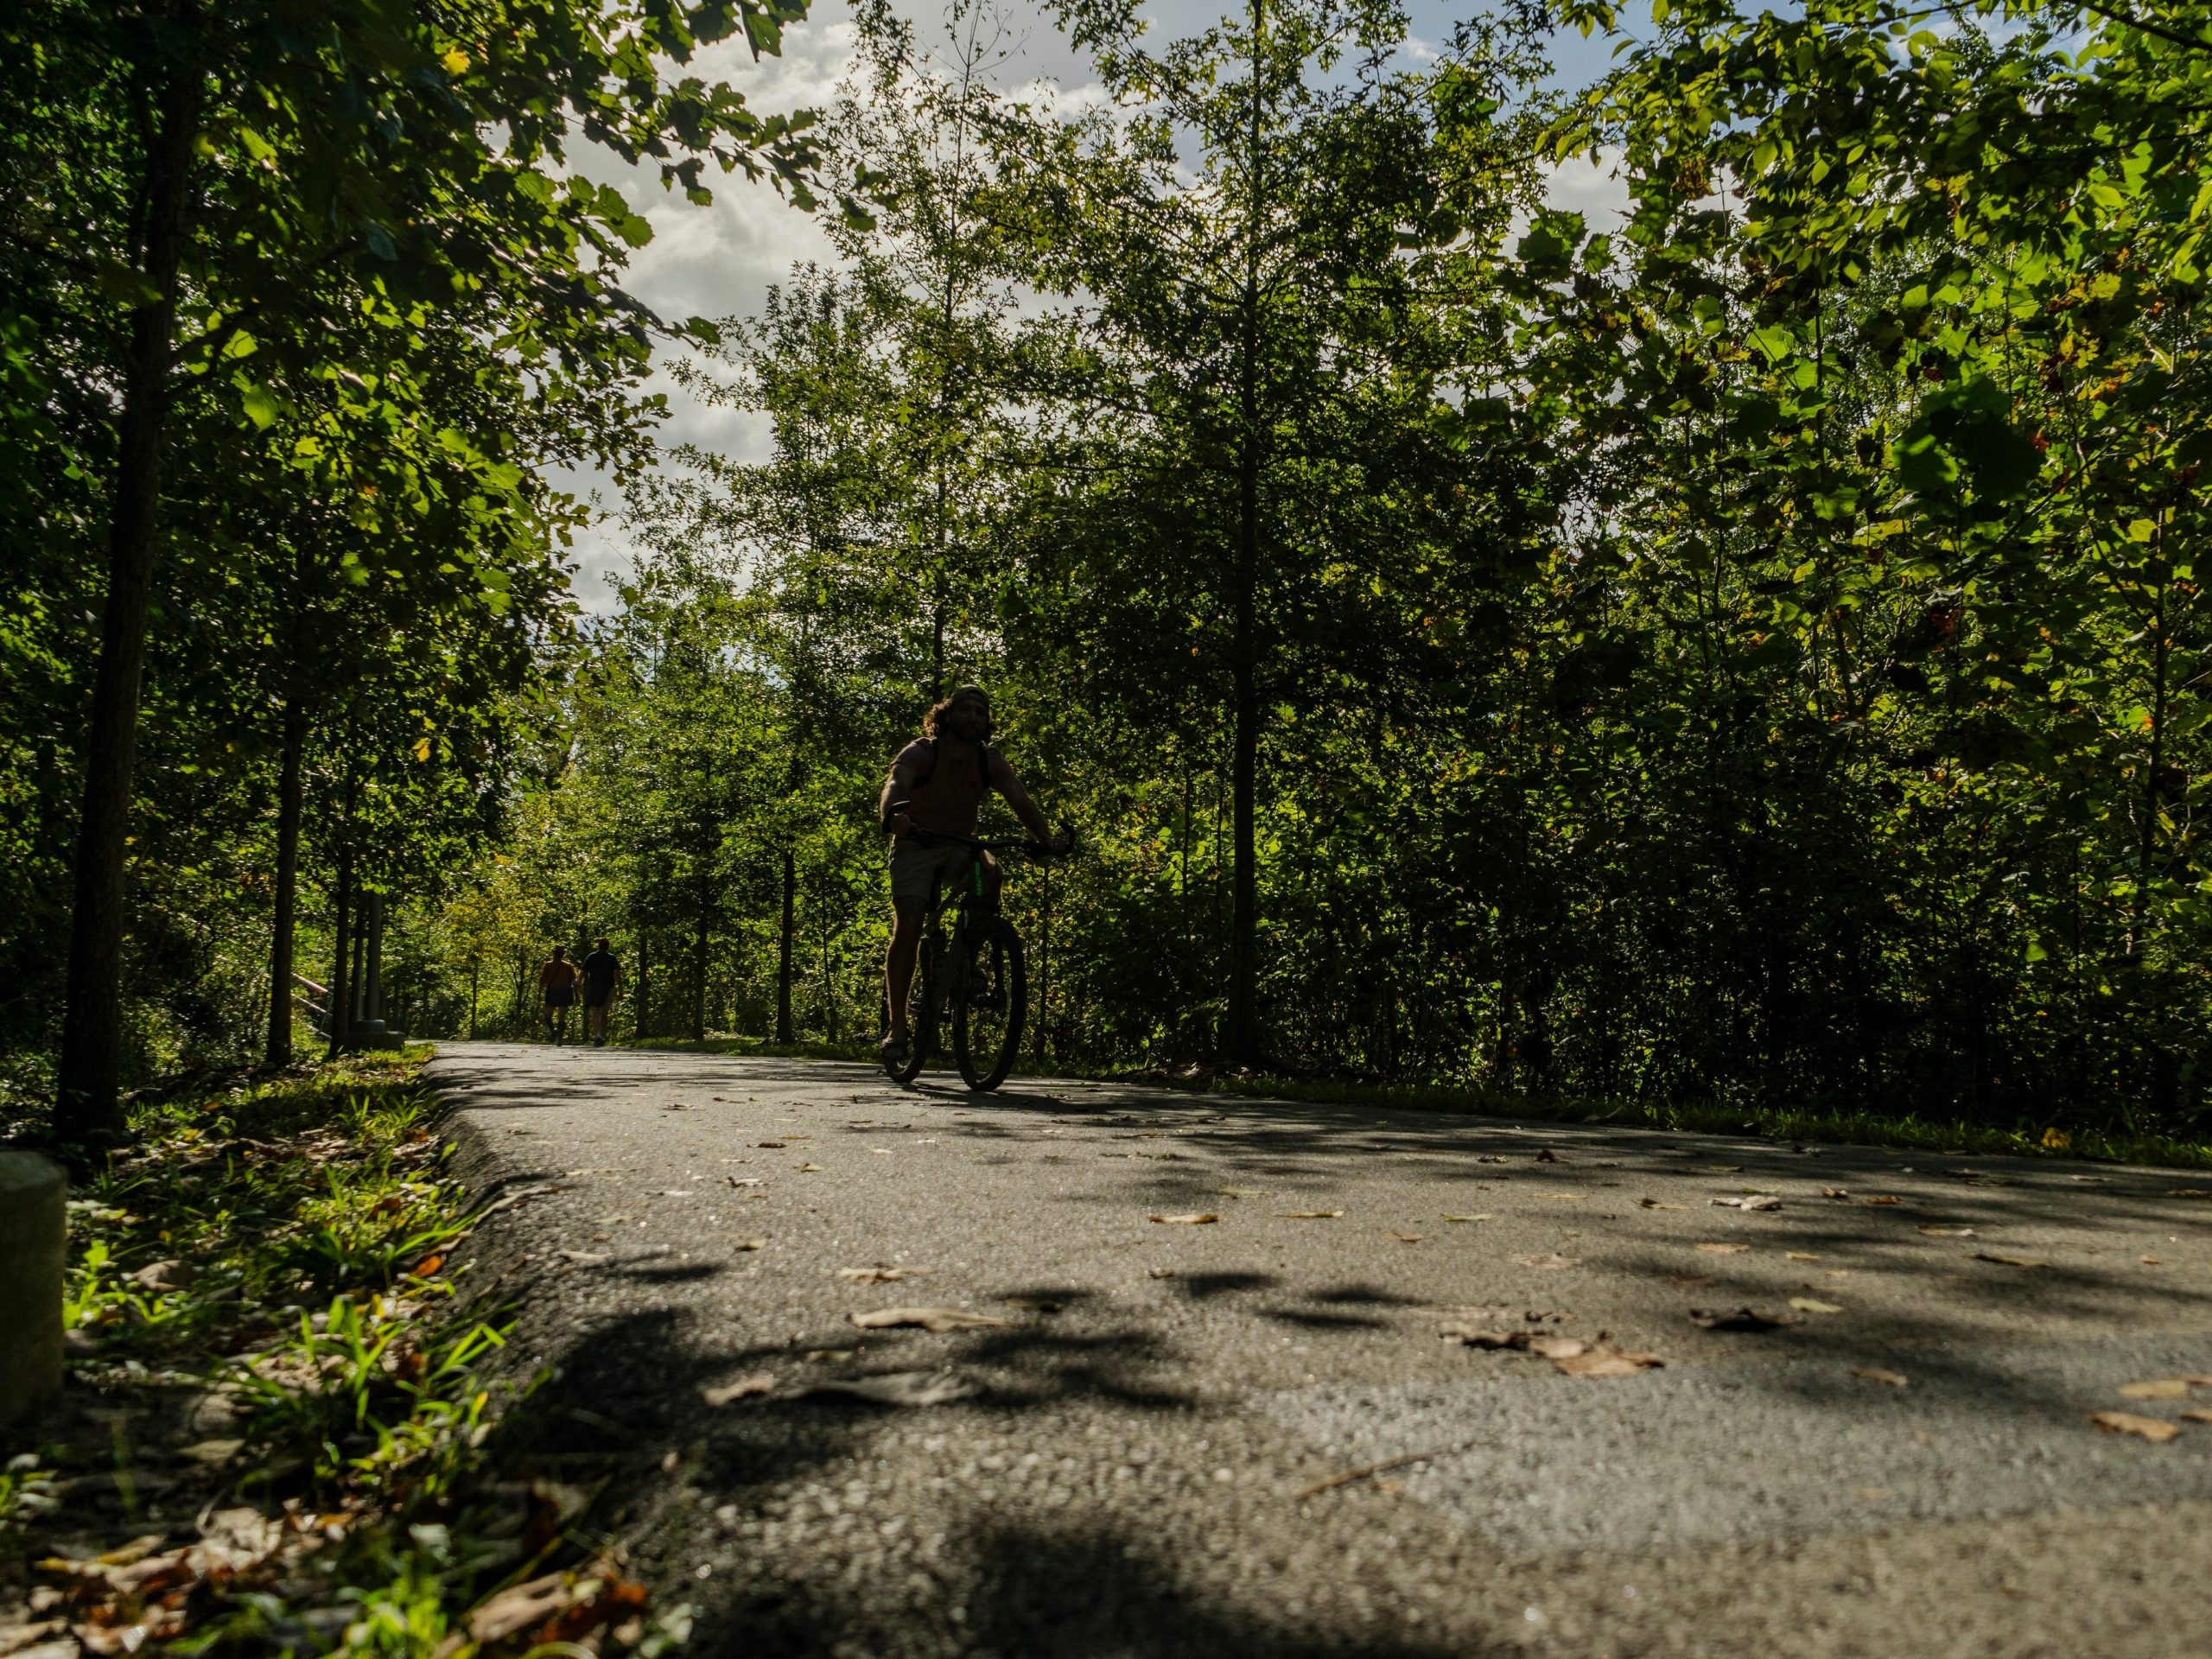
[1971,1251,2048,1268]
[1638,1198,1690,1211]
[1789,1298,1844,1315]
[1510,1252,1580,1270]
[799,1371,976,1407]
[2182,1409,2212,1425]
[1535,1148,1560,1162]
[1786,1251,1820,1261]
[1440,1213,1493,1223]
[1695,1243,1751,1255]
[797,1162,823,1173]
[1821,1187,1850,1198]
[2090,1410,2180,1443]
[2166,1188,2211,1199]
[1693,1165,1742,1174]
[468,1573,575,1643]
[732,1237,767,1251]
[755,1141,786,1148]
[1281,1211,1342,1219]
[127,1258,195,1293]
[2141,1255,2164,1265]
[1917,1225,1974,1236]
[1689,1306,1801,1332]
[1852,1366,1910,1389]
[849,1306,1014,1332]
[2119,1378,2192,1401]
[701,1373,775,1406]
[725,1175,762,1188]
[1862,1195,1903,1206]
[1712,1195,1782,1211]
[1388,1232,1424,1243]
[1146,1268,1177,1279]
[1446,1325,1534,1349]
[836,1266,931,1284]
[1554,1347,1662,1378]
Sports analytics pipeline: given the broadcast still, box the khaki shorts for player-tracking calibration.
[889,837,977,905]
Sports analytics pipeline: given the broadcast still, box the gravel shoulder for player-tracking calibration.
[432,1040,2212,1658]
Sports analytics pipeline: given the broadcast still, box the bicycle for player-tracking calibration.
[884,823,1068,1091]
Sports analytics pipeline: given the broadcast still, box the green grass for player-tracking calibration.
[2,1049,684,1656]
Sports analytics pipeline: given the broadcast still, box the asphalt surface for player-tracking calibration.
[431,1040,2212,1658]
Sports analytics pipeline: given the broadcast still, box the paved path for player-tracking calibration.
[431,1041,2212,1657]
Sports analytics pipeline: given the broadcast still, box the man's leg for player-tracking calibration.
[884,898,925,1042]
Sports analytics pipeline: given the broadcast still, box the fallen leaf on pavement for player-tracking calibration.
[799,1371,977,1407]
[2166,1188,2210,1199]
[2142,1255,2164,1265]
[2091,1410,2180,1443]
[1510,1252,1580,1270]
[1853,1366,1910,1389]
[1540,1193,1586,1202]
[2119,1378,2193,1400]
[1445,1325,1535,1349]
[1862,1195,1903,1206]
[1147,1268,1178,1279]
[837,1266,931,1283]
[1638,1199,1689,1211]
[1535,1149,1560,1162]
[702,1374,775,1406]
[1693,1165,1742,1174]
[1281,1211,1342,1219]
[1696,1243,1751,1255]
[1476,1154,1507,1164]
[1389,1232,1424,1243]
[755,1141,786,1149]
[1441,1213,1493,1223]
[797,1162,823,1172]
[2183,1409,2212,1425]
[1712,1195,1781,1211]
[725,1176,763,1188]
[1918,1225,1974,1236]
[1789,1298,1844,1314]
[849,1306,1014,1332]
[1821,1187,1850,1198]
[1786,1251,1820,1261]
[1554,1346,1663,1378]
[1971,1251,2047,1268]
[1689,1306,1802,1332]
[651,1189,694,1198]
[1151,1212,1220,1224]
[1527,1335,1588,1357]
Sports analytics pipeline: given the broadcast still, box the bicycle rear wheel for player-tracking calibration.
[887,938,939,1085]
[952,914,1027,1091]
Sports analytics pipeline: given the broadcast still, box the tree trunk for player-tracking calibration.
[1221,0,1266,1069]
[54,65,204,1138]
[691,887,709,1041]
[264,701,306,1066]
[327,842,354,1054]
[777,849,797,1044]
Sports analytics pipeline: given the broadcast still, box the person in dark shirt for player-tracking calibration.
[579,938,621,1047]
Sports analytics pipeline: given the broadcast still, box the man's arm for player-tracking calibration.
[988,752,1058,847]
[879,743,928,836]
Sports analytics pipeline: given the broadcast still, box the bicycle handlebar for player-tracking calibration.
[899,821,1074,861]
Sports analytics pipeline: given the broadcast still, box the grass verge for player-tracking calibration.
[1,1049,690,1658]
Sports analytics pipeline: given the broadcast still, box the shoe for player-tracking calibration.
[879,1031,911,1072]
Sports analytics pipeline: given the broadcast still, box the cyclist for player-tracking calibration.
[539,946,580,1045]
[878,684,1063,1070]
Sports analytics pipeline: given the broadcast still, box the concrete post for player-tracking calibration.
[0,1153,67,1429]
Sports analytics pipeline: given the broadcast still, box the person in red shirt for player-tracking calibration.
[538,946,580,1045]
[875,685,1063,1068]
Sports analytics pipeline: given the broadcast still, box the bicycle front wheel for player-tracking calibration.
[951,915,1027,1091]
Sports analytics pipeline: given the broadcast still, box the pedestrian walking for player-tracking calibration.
[539,946,580,1044]
[580,938,621,1047]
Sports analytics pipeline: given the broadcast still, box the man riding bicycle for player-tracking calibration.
[879,684,1065,1071]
